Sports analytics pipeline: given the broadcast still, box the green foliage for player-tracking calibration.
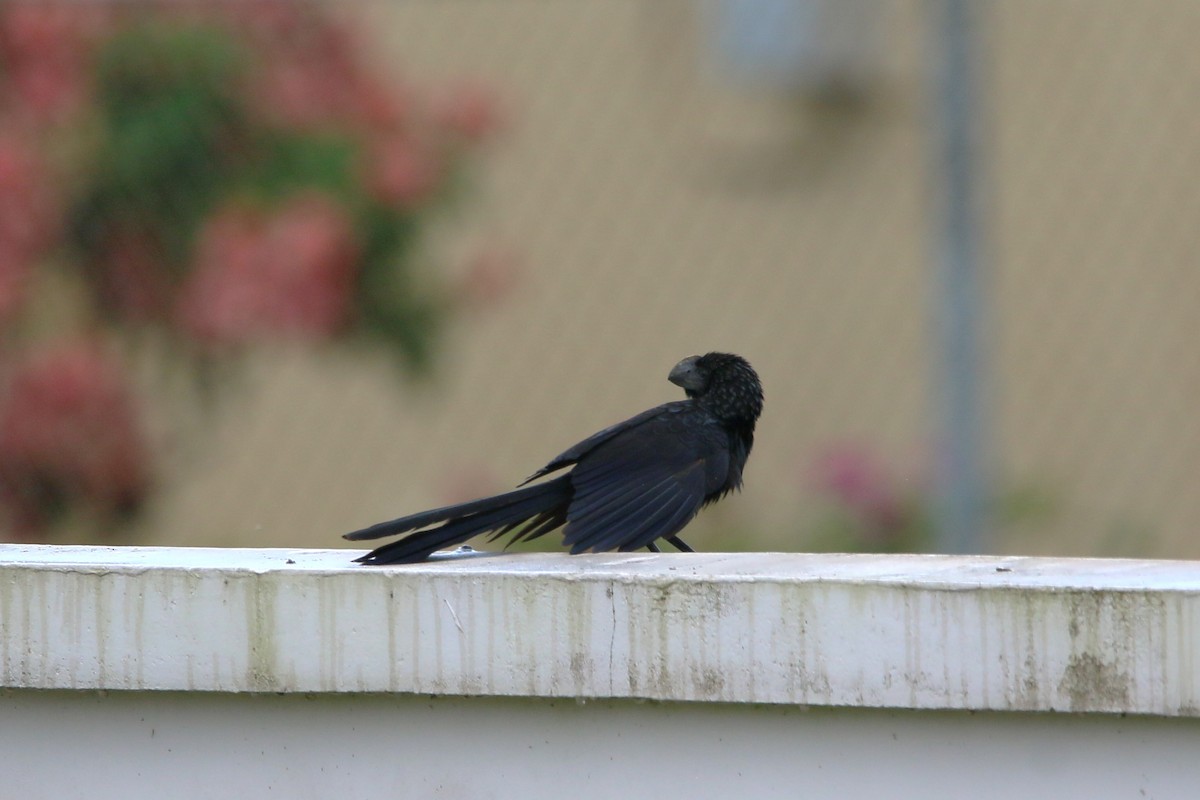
[354,203,442,371]
[244,133,360,204]
[79,23,250,271]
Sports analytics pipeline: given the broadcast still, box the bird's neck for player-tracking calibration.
[731,420,756,454]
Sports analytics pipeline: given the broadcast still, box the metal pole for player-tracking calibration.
[930,0,988,553]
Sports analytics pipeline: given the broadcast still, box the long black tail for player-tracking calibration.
[344,475,573,564]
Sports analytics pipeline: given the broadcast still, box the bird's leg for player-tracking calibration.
[665,535,694,553]
[645,542,661,553]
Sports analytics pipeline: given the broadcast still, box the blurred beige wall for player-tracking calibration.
[139,1,1199,558]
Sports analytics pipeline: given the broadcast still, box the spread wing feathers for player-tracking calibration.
[519,402,686,486]
[488,507,568,546]
[559,408,720,554]
[557,409,712,554]
[344,479,569,542]
[563,459,707,554]
[349,476,572,564]
[616,489,700,552]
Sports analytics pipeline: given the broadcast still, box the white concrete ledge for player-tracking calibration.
[2,545,1198,715]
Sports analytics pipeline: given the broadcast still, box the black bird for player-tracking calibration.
[344,352,763,564]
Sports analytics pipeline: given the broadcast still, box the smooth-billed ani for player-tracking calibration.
[344,352,763,564]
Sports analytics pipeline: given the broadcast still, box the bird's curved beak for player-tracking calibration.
[668,356,705,392]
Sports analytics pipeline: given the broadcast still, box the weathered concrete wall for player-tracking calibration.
[3,545,1199,798]
[2,545,1198,714]
[2,546,1200,800]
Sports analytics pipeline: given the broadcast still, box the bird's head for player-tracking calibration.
[669,352,763,426]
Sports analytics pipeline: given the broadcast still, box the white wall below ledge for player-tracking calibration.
[2,545,1199,716]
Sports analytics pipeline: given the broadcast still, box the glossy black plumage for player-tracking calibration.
[344,352,763,564]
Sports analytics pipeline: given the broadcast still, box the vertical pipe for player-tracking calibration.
[930,0,988,553]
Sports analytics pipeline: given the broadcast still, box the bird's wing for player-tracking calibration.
[560,410,729,553]
[519,401,688,485]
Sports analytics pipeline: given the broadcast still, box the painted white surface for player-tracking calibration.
[2,691,1199,800]
[2,545,1199,715]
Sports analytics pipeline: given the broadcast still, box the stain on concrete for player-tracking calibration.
[1058,652,1130,711]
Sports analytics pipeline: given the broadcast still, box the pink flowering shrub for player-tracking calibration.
[0,1,505,539]
[177,193,359,345]
[806,442,1059,552]
[0,132,58,325]
[0,341,150,538]
[807,442,930,552]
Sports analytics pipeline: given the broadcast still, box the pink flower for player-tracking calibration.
[92,229,173,323]
[238,7,374,131]
[254,54,352,129]
[368,134,442,209]
[213,0,306,40]
[456,245,521,311]
[349,75,412,132]
[812,443,906,535]
[0,340,151,538]
[177,193,359,346]
[431,81,503,144]
[0,133,57,253]
[0,133,57,326]
[0,241,33,327]
[0,4,110,125]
